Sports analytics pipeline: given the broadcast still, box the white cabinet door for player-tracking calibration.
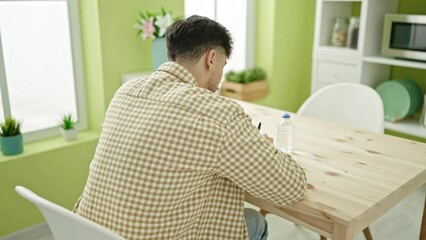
[312,57,361,93]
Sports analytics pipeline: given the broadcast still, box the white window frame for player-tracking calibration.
[184,0,256,72]
[0,0,87,143]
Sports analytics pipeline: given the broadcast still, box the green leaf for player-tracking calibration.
[59,113,75,130]
[0,116,21,137]
[225,68,267,84]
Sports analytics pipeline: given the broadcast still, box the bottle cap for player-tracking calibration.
[283,113,291,119]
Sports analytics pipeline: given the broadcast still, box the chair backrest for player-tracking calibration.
[298,83,384,133]
[15,186,125,240]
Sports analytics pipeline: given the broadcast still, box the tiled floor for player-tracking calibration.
[265,187,425,240]
[23,187,426,240]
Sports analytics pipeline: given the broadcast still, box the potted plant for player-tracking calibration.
[220,67,268,101]
[134,7,178,70]
[0,117,23,156]
[59,114,77,141]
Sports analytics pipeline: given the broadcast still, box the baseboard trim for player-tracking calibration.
[0,222,51,240]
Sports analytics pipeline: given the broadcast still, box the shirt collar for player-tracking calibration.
[157,62,198,87]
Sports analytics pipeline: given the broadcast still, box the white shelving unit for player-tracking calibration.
[311,0,426,139]
[385,118,426,139]
[363,56,426,70]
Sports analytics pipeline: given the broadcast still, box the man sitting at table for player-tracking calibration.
[73,15,307,240]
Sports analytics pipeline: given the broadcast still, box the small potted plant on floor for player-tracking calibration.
[220,67,268,101]
[0,117,23,156]
[59,114,77,141]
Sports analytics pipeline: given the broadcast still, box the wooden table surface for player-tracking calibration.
[236,100,426,240]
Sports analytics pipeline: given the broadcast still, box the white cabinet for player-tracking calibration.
[311,0,426,139]
[312,55,361,91]
[312,0,399,93]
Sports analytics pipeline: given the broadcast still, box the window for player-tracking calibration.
[184,0,255,73]
[0,0,87,142]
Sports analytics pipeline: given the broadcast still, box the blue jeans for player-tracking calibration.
[245,208,268,240]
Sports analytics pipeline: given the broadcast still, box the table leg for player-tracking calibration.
[362,227,373,240]
[333,223,353,240]
[420,196,426,240]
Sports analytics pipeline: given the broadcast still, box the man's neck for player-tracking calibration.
[175,58,208,89]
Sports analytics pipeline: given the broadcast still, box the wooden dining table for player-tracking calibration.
[236,100,426,240]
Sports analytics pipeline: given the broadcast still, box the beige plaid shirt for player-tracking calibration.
[74,62,306,239]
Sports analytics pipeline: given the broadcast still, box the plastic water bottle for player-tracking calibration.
[277,113,294,153]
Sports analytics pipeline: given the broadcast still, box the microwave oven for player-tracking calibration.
[381,14,426,62]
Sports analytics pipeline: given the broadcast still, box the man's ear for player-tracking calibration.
[205,49,216,71]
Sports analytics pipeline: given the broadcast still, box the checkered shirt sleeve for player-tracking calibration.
[217,109,307,205]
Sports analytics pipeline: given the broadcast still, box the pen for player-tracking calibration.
[257,122,262,130]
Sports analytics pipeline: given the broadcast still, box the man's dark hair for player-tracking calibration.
[166,15,233,62]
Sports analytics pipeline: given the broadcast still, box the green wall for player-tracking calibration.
[80,0,105,132]
[0,132,99,236]
[255,0,315,112]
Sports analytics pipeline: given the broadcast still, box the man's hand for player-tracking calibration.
[262,134,274,144]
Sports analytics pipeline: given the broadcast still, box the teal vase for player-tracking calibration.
[1,134,23,156]
[152,38,168,71]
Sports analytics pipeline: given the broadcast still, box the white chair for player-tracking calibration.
[298,83,384,240]
[15,186,125,240]
[298,83,384,133]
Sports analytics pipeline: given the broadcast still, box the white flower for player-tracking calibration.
[154,12,173,37]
